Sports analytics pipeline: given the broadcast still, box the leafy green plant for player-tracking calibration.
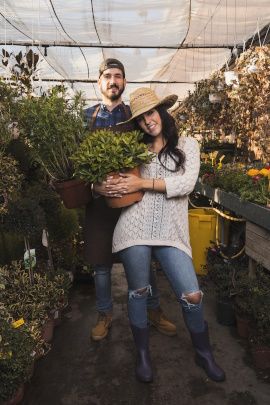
[1,261,71,356]
[249,265,270,336]
[18,86,87,181]
[203,245,248,302]
[72,129,154,183]
[201,164,270,205]
[0,152,22,218]
[0,77,19,152]
[234,268,256,319]
[0,319,34,403]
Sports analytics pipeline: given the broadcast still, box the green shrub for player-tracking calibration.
[72,129,154,183]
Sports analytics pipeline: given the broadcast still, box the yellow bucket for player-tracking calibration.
[188,209,229,275]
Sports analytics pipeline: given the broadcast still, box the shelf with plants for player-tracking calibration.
[194,181,270,231]
[195,161,270,230]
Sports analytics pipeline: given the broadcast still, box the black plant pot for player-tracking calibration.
[216,299,236,325]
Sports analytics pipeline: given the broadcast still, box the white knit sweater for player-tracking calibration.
[112,137,200,258]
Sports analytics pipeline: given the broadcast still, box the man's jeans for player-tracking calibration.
[119,246,205,332]
[94,261,159,314]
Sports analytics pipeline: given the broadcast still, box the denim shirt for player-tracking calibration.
[84,103,131,129]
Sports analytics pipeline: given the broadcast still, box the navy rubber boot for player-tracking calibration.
[130,324,153,382]
[189,321,226,382]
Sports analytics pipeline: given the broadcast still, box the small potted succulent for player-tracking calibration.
[71,128,154,208]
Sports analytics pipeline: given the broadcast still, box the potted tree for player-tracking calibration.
[71,128,154,208]
[17,86,92,209]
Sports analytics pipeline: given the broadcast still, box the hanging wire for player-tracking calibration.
[262,24,270,46]
[257,18,262,47]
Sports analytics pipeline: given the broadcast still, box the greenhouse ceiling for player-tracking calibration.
[0,0,270,107]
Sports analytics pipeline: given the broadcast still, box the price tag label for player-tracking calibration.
[13,318,24,328]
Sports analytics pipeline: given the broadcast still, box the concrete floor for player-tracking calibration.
[21,264,270,405]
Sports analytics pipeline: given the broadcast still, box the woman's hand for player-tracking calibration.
[94,176,123,198]
[105,173,143,195]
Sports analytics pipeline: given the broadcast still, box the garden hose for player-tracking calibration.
[188,196,246,260]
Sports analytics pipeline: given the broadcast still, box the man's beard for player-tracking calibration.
[100,84,125,101]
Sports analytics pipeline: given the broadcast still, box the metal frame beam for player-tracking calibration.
[0,40,235,50]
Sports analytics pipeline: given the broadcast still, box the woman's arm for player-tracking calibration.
[164,137,200,198]
[105,175,166,195]
[105,137,200,197]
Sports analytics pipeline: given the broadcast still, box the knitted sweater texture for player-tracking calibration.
[112,137,200,257]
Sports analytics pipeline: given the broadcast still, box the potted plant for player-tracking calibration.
[71,128,154,208]
[234,268,256,338]
[0,319,34,405]
[1,261,71,354]
[205,261,237,325]
[247,265,270,369]
[203,245,248,325]
[17,86,92,209]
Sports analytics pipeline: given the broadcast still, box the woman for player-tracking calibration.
[108,88,225,383]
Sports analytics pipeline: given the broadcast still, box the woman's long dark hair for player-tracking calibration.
[134,105,185,172]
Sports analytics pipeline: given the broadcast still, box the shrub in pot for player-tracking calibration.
[72,129,153,183]
[71,129,154,207]
[18,87,86,182]
[248,265,270,339]
[0,316,34,404]
[17,87,92,208]
[1,261,71,355]
[203,245,249,325]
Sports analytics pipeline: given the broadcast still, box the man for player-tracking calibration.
[84,58,177,340]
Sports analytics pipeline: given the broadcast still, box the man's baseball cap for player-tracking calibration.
[99,58,125,78]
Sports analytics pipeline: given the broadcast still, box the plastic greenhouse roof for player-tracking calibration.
[0,0,270,107]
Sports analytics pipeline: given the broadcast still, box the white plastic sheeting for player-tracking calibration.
[0,0,270,106]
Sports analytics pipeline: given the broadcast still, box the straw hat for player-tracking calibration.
[118,87,178,124]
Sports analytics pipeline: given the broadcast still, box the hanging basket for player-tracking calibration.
[225,71,238,86]
[209,93,221,103]
[54,179,92,209]
[105,166,144,209]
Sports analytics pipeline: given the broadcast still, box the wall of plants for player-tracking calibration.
[174,45,270,208]
[176,45,270,162]
[0,50,94,404]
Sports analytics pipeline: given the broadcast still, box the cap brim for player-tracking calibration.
[117,94,178,125]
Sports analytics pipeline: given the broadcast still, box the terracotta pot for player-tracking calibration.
[250,345,270,369]
[53,308,62,327]
[28,361,35,380]
[41,317,54,343]
[247,321,258,339]
[216,300,236,326]
[1,384,24,405]
[235,313,252,339]
[105,167,144,208]
[54,178,92,209]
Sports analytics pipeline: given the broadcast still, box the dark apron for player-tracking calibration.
[83,103,133,265]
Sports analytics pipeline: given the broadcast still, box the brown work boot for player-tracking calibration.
[147,306,177,336]
[91,312,112,340]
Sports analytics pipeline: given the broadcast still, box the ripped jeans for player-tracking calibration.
[119,246,205,333]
